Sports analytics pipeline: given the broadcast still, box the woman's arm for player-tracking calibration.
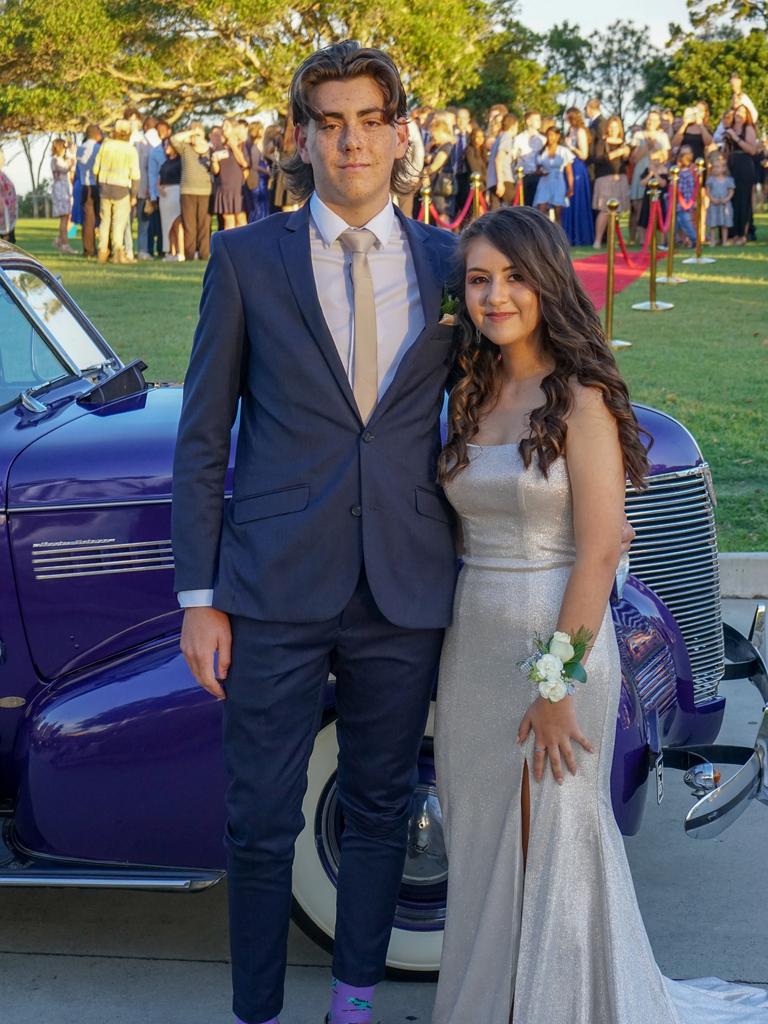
[671,122,687,148]
[518,386,624,783]
[565,160,574,196]
[738,126,759,156]
[557,386,625,641]
[574,127,590,161]
[428,148,449,176]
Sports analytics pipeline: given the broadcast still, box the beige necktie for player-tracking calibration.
[340,228,378,423]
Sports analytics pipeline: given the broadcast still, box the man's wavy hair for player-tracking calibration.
[437,207,650,491]
[281,40,414,201]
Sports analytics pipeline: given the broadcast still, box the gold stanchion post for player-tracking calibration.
[421,181,432,226]
[657,165,688,285]
[632,177,674,312]
[604,200,632,349]
[515,166,524,206]
[682,157,716,265]
[470,171,482,221]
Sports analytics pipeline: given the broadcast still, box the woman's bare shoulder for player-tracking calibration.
[566,382,617,435]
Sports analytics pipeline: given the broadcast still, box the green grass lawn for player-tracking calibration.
[11,213,768,551]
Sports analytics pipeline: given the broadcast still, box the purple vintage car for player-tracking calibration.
[0,242,766,972]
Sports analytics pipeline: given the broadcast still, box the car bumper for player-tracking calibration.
[663,605,767,838]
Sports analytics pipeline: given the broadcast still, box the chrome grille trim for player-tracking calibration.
[32,539,174,581]
[632,644,678,717]
[625,466,724,705]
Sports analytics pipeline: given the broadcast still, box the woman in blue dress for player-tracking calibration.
[562,108,594,245]
[533,126,573,225]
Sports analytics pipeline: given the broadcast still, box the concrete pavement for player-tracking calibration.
[1,600,766,1023]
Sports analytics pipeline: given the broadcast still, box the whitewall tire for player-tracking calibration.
[292,702,445,973]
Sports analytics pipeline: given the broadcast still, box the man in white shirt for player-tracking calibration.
[135,115,162,258]
[513,110,545,206]
[172,41,457,1024]
[76,124,102,258]
[487,113,519,207]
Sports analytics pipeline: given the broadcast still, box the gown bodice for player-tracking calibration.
[444,443,576,570]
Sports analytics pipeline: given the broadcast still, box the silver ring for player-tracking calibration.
[534,745,546,753]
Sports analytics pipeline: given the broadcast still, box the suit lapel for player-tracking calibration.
[396,206,445,328]
[279,205,361,422]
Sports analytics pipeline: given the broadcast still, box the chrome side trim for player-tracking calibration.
[0,873,221,891]
[9,494,232,513]
[35,563,174,580]
[9,498,173,512]
[33,539,171,554]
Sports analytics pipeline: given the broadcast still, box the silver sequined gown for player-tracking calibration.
[433,444,768,1024]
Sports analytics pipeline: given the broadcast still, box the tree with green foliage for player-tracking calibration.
[0,0,488,132]
[455,3,563,119]
[587,19,659,121]
[686,0,768,32]
[639,29,768,123]
[543,22,591,110]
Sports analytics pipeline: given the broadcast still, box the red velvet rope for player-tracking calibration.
[615,219,634,267]
[614,197,661,270]
[513,180,524,207]
[639,198,663,258]
[428,188,476,230]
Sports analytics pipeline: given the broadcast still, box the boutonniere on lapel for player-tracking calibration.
[439,291,459,326]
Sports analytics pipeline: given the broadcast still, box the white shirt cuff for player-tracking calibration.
[177,589,214,608]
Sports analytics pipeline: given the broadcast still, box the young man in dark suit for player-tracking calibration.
[172,41,457,1024]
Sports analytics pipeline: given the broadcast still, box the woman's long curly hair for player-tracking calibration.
[437,207,650,490]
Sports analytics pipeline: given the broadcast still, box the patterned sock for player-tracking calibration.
[329,977,375,1023]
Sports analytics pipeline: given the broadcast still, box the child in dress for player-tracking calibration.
[706,153,735,246]
[533,126,573,224]
[50,137,76,254]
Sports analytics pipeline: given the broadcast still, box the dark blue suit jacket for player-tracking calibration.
[172,203,458,628]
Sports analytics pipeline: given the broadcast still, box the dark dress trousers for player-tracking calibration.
[172,203,458,1022]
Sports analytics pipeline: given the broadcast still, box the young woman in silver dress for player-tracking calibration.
[432,207,768,1024]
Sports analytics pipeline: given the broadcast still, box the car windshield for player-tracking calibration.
[0,279,71,408]
[2,267,109,372]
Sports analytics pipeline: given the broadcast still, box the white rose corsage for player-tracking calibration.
[519,628,593,703]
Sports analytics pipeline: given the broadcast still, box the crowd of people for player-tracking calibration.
[0,71,764,261]
[412,72,765,249]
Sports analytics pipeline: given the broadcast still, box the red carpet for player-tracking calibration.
[572,251,666,311]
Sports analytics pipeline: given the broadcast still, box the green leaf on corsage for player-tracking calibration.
[565,661,587,685]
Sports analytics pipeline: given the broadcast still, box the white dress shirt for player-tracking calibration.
[178,192,424,609]
[514,130,545,175]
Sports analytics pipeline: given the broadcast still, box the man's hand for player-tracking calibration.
[620,516,635,554]
[180,607,232,700]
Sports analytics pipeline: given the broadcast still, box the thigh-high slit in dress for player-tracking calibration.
[433,443,768,1024]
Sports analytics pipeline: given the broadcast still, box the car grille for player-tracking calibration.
[624,466,724,705]
[31,539,174,580]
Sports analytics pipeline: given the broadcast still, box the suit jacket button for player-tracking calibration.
[362,431,375,443]
[350,505,362,517]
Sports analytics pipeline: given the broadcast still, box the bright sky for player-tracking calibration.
[518,0,691,47]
